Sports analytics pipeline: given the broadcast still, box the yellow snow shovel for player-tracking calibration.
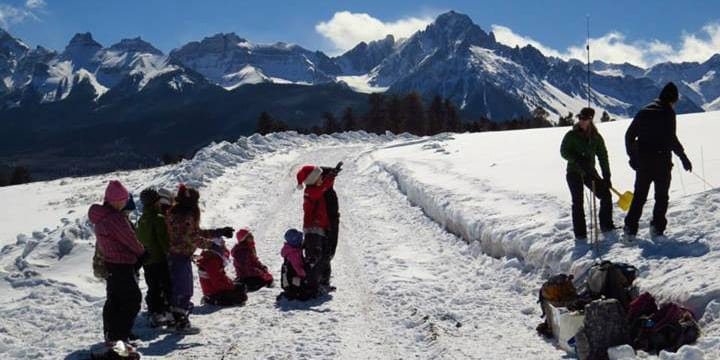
[610,187,633,211]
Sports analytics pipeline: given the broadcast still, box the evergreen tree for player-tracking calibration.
[323,112,340,134]
[365,93,387,134]
[531,107,551,127]
[256,112,274,135]
[10,166,31,185]
[427,95,445,135]
[557,112,574,127]
[272,120,289,132]
[341,107,356,131]
[600,111,611,123]
[444,99,462,132]
[403,92,426,136]
[386,95,406,134]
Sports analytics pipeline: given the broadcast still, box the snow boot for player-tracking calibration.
[149,311,174,328]
[92,341,141,359]
[622,227,636,243]
[649,224,665,238]
[171,310,200,335]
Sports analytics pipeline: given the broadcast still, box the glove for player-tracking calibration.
[292,276,302,287]
[219,226,235,238]
[680,154,693,172]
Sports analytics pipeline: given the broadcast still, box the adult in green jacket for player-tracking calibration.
[560,107,615,241]
[137,188,173,327]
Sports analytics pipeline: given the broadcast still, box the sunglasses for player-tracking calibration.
[579,117,592,121]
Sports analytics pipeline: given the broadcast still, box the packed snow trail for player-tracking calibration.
[129,144,563,359]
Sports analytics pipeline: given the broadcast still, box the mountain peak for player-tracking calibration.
[109,37,163,55]
[434,11,475,29]
[66,32,102,50]
[0,28,30,55]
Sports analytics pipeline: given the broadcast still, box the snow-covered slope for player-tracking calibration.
[1,112,718,359]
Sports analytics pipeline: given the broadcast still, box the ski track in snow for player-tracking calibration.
[1,116,719,359]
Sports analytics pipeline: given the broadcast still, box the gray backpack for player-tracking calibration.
[575,299,630,360]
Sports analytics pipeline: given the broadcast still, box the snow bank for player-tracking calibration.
[370,111,720,356]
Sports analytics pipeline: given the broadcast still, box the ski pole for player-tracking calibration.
[691,172,715,189]
[592,179,600,254]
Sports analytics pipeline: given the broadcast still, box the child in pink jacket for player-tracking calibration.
[279,229,314,300]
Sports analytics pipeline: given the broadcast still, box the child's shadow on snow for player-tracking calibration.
[275,294,333,312]
[63,342,106,360]
[638,237,709,259]
[139,333,204,357]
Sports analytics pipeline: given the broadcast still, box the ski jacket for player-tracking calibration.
[136,207,170,265]
[231,241,273,282]
[561,124,610,179]
[89,204,145,265]
[303,176,336,234]
[281,243,306,278]
[626,100,687,167]
[197,248,234,296]
[167,212,219,257]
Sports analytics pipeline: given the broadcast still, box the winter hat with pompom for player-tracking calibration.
[236,228,252,243]
[296,165,322,189]
[105,180,129,203]
[284,229,303,248]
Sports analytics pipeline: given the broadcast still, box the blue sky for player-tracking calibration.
[1,0,719,66]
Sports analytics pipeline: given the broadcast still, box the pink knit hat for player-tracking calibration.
[105,180,129,203]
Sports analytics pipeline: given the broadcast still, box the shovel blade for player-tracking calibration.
[617,191,634,211]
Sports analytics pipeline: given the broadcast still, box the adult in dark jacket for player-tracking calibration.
[89,180,145,349]
[319,165,341,287]
[624,82,692,239]
[137,188,173,327]
[560,107,615,241]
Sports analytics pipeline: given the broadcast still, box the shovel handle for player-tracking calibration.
[609,187,622,197]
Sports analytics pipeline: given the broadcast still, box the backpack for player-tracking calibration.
[539,274,578,308]
[634,303,700,353]
[92,247,108,280]
[586,261,638,308]
[627,292,659,340]
[575,298,630,360]
[537,274,578,338]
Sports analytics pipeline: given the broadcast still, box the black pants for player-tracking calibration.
[143,261,171,315]
[104,263,142,342]
[320,223,339,286]
[236,276,272,292]
[303,232,327,293]
[205,285,247,306]
[567,172,613,238]
[624,165,672,235]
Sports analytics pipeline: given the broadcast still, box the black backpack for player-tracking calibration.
[585,261,638,309]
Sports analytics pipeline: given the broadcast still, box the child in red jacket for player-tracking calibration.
[296,164,340,294]
[232,229,273,292]
[197,238,247,307]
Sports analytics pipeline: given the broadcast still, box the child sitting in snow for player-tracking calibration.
[197,237,248,306]
[278,229,314,301]
[232,229,274,292]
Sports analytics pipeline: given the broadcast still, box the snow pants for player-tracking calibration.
[168,254,194,312]
[236,276,272,292]
[204,284,248,306]
[143,260,171,315]
[624,164,672,235]
[303,232,327,294]
[103,263,142,342]
[567,172,613,238]
[320,222,339,286]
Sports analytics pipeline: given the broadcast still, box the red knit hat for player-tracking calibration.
[236,228,252,242]
[296,165,322,189]
[104,180,129,203]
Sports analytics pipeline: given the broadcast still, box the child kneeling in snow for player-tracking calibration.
[232,229,273,292]
[197,237,248,306]
[278,229,315,301]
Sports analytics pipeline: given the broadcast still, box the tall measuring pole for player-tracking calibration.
[586,15,591,107]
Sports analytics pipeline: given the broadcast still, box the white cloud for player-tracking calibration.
[316,11,433,54]
[491,23,720,68]
[25,0,46,9]
[0,0,44,29]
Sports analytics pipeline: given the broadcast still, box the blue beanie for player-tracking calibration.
[284,229,303,248]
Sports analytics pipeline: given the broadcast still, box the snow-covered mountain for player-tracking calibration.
[643,55,720,110]
[350,11,705,119]
[168,33,341,89]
